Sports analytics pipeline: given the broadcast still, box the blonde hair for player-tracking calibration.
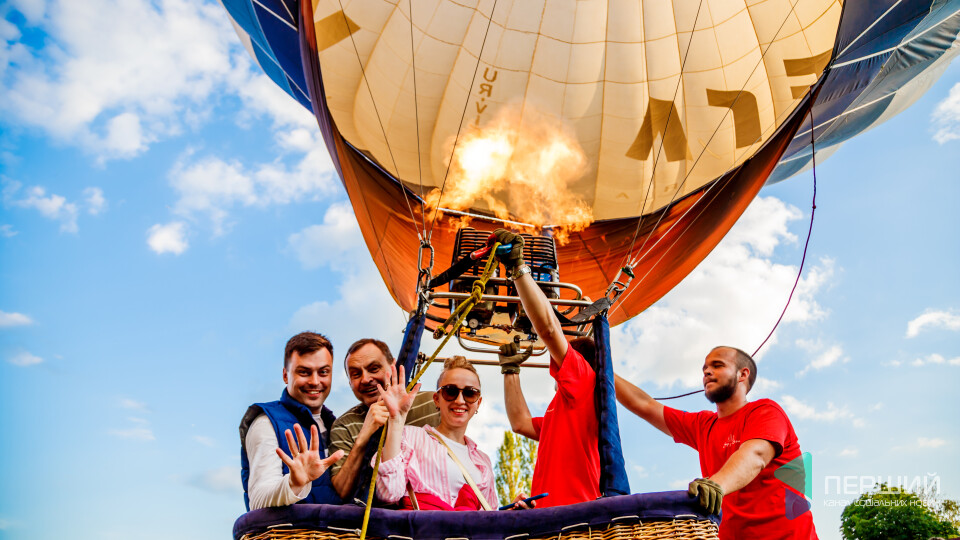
[437,356,479,388]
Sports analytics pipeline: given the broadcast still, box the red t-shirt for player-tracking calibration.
[530,345,600,507]
[664,400,817,540]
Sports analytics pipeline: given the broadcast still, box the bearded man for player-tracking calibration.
[615,346,818,540]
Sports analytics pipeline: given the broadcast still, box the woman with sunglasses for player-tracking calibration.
[374,357,531,511]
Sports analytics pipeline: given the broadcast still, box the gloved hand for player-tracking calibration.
[498,342,533,374]
[491,228,524,270]
[688,478,724,515]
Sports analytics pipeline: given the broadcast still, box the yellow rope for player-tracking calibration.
[359,243,501,540]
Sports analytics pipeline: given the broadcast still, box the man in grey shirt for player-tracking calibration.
[329,338,440,500]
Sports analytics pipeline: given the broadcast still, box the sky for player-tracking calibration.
[1,1,959,539]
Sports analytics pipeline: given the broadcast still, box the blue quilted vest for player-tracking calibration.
[239,389,341,510]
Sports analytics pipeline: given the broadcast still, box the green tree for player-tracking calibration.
[840,483,959,540]
[494,431,538,504]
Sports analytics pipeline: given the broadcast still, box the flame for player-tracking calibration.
[426,105,594,243]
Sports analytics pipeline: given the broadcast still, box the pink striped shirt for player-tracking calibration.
[375,425,498,509]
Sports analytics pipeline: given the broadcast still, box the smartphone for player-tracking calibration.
[498,492,548,510]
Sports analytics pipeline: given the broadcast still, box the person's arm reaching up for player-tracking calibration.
[614,374,671,437]
[329,401,388,499]
[377,364,419,462]
[491,229,568,365]
[503,370,538,440]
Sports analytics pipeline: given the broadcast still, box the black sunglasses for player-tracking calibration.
[438,385,481,403]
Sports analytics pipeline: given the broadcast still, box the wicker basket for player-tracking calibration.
[240,517,719,540]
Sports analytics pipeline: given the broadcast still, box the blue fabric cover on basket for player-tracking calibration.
[397,309,425,385]
[593,315,630,497]
[233,491,719,540]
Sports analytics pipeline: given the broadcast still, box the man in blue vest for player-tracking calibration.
[240,332,345,510]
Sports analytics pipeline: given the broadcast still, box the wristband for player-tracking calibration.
[510,264,531,282]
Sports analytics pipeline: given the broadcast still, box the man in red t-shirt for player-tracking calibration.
[616,347,817,540]
[493,229,601,508]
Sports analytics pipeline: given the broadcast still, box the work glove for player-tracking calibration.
[491,228,524,270]
[688,478,724,515]
[498,342,533,375]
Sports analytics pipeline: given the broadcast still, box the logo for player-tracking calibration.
[774,452,813,519]
[722,434,740,450]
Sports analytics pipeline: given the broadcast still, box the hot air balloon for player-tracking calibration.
[222,0,959,338]
[224,1,960,538]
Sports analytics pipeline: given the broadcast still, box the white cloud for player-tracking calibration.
[909,353,960,367]
[906,309,960,337]
[287,202,364,271]
[838,448,859,457]
[189,465,242,495]
[749,377,781,399]
[168,142,336,235]
[631,465,650,478]
[4,181,80,233]
[917,437,946,449]
[119,398,148,411]
[108,427,155,441]
[933,82,960,144]
[83,186,106,215]
[0,224,17,237]
[103,112,145,155]
[796,343,848,376]
[669,479,690,490]
[611,196,832,389]
[1,0,248,159]
[0,310,33,327]
[780,395,860,425]
[8,0,45,24]
[147,221,188,255]
[8,351,43,366]
[193,435,216,447]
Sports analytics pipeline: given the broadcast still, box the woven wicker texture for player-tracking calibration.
[240,518,718,540]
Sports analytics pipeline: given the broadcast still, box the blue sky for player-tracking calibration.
[1,1,959,539]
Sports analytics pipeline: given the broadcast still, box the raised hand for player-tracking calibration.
[377,363,420,419]
[491,228,524,269]
[276,423,345,493]
[498,342,534,374]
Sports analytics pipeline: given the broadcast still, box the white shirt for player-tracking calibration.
[245,412,328,510]
[435,431,483,503]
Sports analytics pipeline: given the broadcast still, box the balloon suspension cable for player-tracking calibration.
[654,109,820,401]
[407,0,428,234]
[608,1,807,322]
[427,0,501,241]
[751,110,818,358]
[335,0,424,241]
[617,0,707,272]
[359,244,502,540]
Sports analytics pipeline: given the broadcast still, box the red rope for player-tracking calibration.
[656,110,819,400]
[752,111,818,357]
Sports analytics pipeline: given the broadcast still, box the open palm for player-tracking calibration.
[377,364,420,418]
[276,423,344,492]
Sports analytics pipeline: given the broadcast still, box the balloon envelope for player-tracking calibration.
[221,0,960,325]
